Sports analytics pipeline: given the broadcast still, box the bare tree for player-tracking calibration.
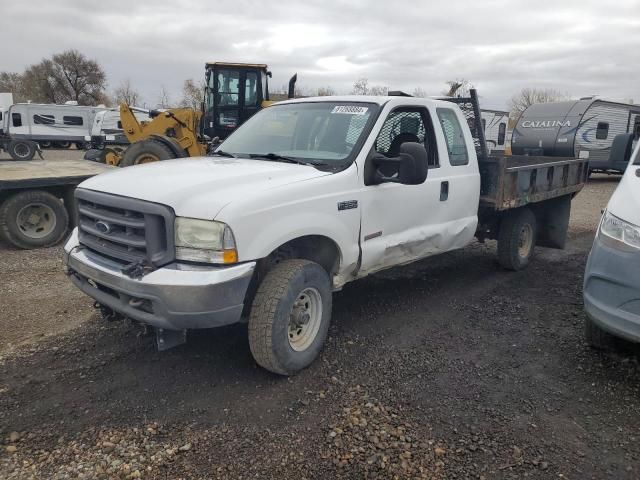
[369,85,388,96]
[351,78,369,95]
[316,86,335,96]
[179,78,205,110]
[352,78,387,96]
[0,72,25,101]
[508,87,570,118]
[157,85,172,108]
[443,79,473,98]
[113,78,141,106]
[412,87,427,98]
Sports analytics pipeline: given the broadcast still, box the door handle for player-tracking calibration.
[440,181,449,201]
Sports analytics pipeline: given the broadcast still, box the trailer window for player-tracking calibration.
[63,116,83,126]
[596,122,609,140]
[12,113,22,127]
[498,122,506,145]
[436,108,469,166]
[34,114,55,125]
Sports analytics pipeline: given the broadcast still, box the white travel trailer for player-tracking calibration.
[6,103,108,150]
[511,98,640,173]
[0,92,13,136]
[481,109,509,154]
[86,108,151,148]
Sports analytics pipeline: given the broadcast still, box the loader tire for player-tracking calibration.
[8,139,36,161]
[497,207,537,271]
[119,139,177,167]
[0,190,69,249]
[248,259,332,376]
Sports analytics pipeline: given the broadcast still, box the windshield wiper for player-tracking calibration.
[210,150,236,158]
[249,153,328,167]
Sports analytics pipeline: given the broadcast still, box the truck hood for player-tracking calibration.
[79,157,331,219]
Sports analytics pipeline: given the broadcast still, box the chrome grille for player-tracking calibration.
[75,189,174,266]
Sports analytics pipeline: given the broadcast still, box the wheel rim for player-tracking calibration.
[16,203,57,239]
[14,143,30,158]
[136,153,160,164]
[518,224,533,258]
[288,287,323,352]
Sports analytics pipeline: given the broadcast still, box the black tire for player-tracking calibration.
[40,141,52,149]
[0,190,69,249]
[497,207,537,271]
[119,139,177,167]
[585,317,617,350]
[7,140,36,161]
[54,141,71,149]
[74,142,90,150]
[248,259,332,375]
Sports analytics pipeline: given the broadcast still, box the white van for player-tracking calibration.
[584,133,640,346]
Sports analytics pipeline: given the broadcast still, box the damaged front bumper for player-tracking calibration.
[64,229,255,331]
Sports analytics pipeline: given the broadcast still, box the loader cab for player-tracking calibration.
[203,62,270,140]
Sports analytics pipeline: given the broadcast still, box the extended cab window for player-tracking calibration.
[374,108,438,167]
[436,108,469,166]
[218,102,379,168]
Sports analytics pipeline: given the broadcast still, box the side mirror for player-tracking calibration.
[372,142,429,185]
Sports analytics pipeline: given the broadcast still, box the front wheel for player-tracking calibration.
[248,259,332,375]
[497,207,537,271]
[8,140,36,161]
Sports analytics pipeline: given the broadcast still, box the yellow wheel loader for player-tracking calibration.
[95,63,297,167]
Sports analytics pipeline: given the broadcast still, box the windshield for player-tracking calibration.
[217,101,379,167]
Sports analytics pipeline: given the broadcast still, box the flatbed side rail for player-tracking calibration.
[479,156,589,210]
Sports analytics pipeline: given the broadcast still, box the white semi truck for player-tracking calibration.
[64,90,588,375]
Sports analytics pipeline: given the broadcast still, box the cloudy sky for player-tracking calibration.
[1,0,639,109]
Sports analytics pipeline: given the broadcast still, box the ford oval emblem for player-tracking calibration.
[95,220,113,234]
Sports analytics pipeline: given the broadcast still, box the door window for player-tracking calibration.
[374,108,438,167]
[217,70,240,106]
[436,108,469,166]
[498,122,506,145]
[245,72,258,106]
[596,122,609,140]
[12,113,22,127]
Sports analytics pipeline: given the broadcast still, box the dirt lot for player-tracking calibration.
[1,172,639,479]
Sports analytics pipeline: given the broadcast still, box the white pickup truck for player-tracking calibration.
[64,90,588,375]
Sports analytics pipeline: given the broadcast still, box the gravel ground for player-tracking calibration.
[1,173,638,479]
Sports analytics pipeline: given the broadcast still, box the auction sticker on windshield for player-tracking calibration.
[331,105,369,115]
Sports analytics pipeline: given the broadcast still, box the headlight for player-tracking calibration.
[174,217,238,264]
[599,210,640,251]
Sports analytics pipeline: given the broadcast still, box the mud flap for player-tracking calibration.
[155,328,187,351]
[534,195,571,249]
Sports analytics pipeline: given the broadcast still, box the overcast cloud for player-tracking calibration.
[1,0,639,109]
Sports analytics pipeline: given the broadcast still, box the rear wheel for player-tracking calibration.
[54,141,71,149]
[119,139,177,167]
[8,140,36,161]
[248,259,332,375]
[497,207,537,271]
[0,190,69,249]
